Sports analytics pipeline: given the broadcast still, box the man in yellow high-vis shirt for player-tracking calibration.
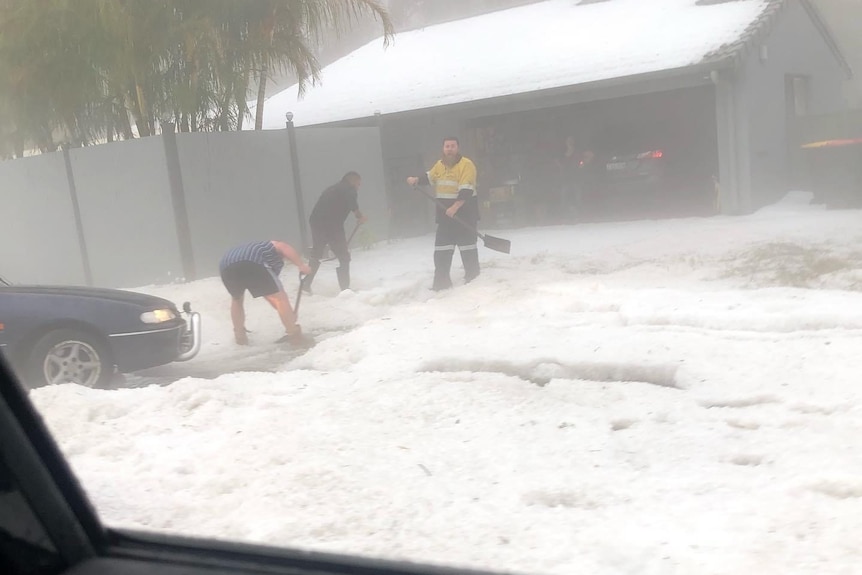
[407,137,480,291]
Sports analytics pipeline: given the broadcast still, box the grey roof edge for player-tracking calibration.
[699,0,788,67]
[700,0,853,79]
[799,0,854,79]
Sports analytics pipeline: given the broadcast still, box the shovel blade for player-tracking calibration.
[481,233,511,254]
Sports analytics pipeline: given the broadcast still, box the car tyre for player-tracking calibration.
[28,329,113,389]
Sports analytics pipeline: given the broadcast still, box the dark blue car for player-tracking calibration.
[0,275,201,388]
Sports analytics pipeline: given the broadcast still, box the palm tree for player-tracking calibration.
[0,0,393,156]
[244,0,394,130]
[0,0,99,152]
[158,0,393,132]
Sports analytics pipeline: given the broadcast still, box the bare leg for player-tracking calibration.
[230,296,248,345]
[263,291,300,336]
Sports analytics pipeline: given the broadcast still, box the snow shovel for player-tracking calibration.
[294,270,307,316]
[245,272,305,343]
[412,185,511,254]
[274,271,314,346]
[322,220,362,262]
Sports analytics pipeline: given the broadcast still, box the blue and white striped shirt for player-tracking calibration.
[219,241,284,275]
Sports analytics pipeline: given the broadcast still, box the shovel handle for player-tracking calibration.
[411,184,484,239]
[294,271,306,316]
[411,184,511,254]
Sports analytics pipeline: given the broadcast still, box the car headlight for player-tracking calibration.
[140,308,177,324]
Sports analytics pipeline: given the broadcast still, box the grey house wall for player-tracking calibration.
[736,0,850,210]
[715,70,745,214]
[0,153,86,285]
[1,127,386,288]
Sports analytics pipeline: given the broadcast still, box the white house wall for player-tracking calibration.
[736,0,850,210]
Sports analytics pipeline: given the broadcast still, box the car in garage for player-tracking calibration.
[571,141,714,219]
[0,274,201,388]
[603,148,667,193]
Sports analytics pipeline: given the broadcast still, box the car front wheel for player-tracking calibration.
[29,329,113,388]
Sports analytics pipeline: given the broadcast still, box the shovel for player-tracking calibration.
[412,185,511,254]
[294,270,306,316]
[274,271,311,345]
[322,220,362,262]
[245,277,304,338]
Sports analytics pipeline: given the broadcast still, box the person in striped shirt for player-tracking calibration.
[219,240,311,346]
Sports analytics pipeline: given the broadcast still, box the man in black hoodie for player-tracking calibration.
[302,171,366,293]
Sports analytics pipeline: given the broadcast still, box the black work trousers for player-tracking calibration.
[433,215,480,290]
[305,220,351,291]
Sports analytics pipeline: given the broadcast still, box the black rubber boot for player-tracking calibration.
[432,249,454,291]
[461,248,480,284]
[336,263,350,291]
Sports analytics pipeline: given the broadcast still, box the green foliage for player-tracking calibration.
[0,0,392,157]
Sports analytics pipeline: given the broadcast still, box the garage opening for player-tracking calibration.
[466,85,720,227]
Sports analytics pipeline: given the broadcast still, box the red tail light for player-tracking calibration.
[638,150,664,159]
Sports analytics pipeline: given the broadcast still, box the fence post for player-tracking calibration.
[62,145,94,286]
[285,112,309,251]
[162,123,196,281]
